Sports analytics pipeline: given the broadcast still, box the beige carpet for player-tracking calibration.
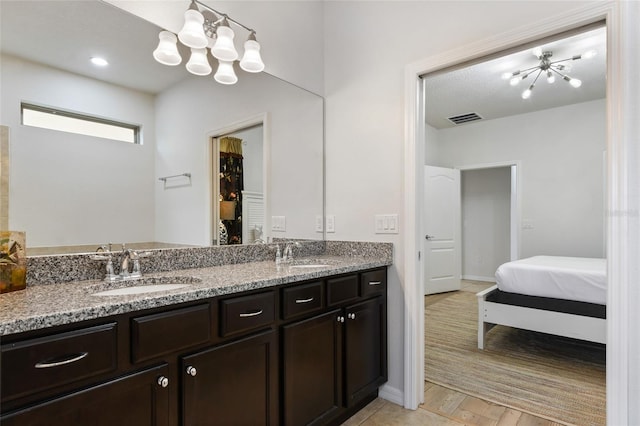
[425,291,606,426]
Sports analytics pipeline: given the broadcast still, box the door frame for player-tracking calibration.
[458,161,521,266]
[206,113,270,246]
[403,3,636,425]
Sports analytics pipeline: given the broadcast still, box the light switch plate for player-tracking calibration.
[272,216,286,232]
[326,215,335,233]
[315,215,324,232]
[375,214,399,234]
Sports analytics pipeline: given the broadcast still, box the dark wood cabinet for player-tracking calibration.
[0,364,170,426]
[282,309,343,426]
[344,296,387,407]
[0,267,387,426]
[181,330,278,426]
[1,322,118,403]
[281,269,387,425]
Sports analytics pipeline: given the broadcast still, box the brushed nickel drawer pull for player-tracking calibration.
[368,281,382,286]
[35,352,88,369]
[295,297,314,304]
[239,309,263,318]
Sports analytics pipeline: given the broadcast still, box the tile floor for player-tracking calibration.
[342,280,563,426]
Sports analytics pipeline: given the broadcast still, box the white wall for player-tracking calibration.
[437,100,605,259]
[461,168,511,281]
[154,71,323,246]
[323,0,601,403]
[0,54,156,248]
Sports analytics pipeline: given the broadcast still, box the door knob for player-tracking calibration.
[425,235,434,240]
[186,366,197,377]
[157,376,169,388]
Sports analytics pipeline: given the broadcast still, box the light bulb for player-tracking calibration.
[546,71,555,84]
[582,49,597,59]
[239,34,264,73]
[214,60,238,85]
[569,78,582,88]
[178,9,208,49]
[153,31,182,66]
[510,76,520,86]
[501,72,513,80]
[522,85,533,99]
[211,22,238,62]
[90,57,108,67]
[532,47,543,58]
[186,48,212,76]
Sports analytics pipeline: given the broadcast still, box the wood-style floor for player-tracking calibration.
[342,281,563,426]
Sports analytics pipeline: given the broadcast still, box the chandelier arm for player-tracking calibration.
[516,64,544,75]
[194,0,255,33]
[531,69,543,86]
[549,67,569,79]
[548,57,577,66]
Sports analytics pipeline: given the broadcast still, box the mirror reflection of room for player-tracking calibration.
[217,124,264,245]
[0,0,323,255]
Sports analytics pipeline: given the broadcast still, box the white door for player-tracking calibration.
[424,166,461,295]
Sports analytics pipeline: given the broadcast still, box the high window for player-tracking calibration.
[21,103,140,144]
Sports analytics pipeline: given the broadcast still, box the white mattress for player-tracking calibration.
[495,256,607,305]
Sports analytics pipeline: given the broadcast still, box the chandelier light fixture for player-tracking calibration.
[152,0,265,85]
[502,46,597,99]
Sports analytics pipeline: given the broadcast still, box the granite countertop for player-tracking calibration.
[0,255,391,337]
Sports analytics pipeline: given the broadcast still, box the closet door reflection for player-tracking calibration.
[213,124,264,246]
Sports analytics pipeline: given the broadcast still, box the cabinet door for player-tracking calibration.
[282,309,342,426]
[182,330,278,426]
[344,297,387,407]
[0,364,170,426]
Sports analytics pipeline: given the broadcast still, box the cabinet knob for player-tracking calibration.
[186,366,197,377]
[157,376,169,388]
[348,313,356,320]
[337,316,345,323]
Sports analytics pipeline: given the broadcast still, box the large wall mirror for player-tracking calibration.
[0,0,324,255]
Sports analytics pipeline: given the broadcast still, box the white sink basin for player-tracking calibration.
[89,276,201,297]
[92,284,191,296]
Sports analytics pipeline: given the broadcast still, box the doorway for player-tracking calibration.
[207,114,269,247]
[415,24,608,418]
[460,163,519,281]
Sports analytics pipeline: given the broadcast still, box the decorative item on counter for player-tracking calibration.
[0,231,26,293]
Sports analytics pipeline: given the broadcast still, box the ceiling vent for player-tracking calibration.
[447,112,483,125]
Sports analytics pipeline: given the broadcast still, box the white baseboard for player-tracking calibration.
[462,275,495,283]
[378,384,403,406]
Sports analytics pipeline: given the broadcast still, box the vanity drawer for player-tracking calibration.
[360,269,387,298]
[327,274,359,306]
[131,304,211,363]
[281,281,324,320]
[1,323,117,402]
[220,291,275,337]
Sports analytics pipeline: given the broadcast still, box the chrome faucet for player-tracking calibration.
[120,248,132,278]
[90,243,151,282]
[282,241,301,264]
[120,246,146,280]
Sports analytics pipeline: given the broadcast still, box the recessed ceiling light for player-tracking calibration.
[90,57,108,66]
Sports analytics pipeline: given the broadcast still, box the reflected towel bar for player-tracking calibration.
[158,173,191,182]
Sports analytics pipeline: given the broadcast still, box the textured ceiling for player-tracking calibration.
[424,26,607,129]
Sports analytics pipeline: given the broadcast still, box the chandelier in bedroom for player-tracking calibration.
[152,0,265,85]
[502,47,597,99]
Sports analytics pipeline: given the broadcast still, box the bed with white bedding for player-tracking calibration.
[477,256,607,349]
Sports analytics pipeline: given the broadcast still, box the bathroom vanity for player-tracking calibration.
[0,254,389,426]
